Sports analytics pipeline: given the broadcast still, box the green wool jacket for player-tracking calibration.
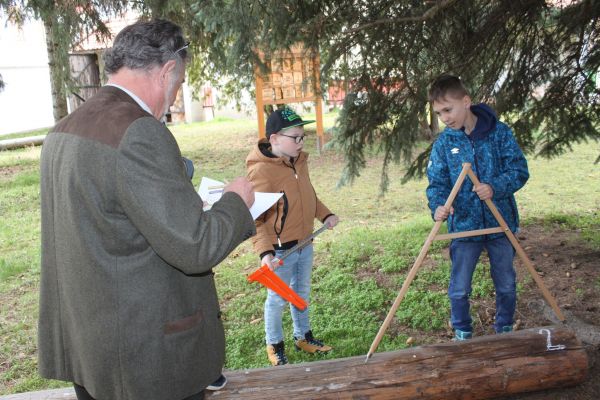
[38,86,255,400]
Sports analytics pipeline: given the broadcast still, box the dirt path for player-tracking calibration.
[500,224,600,399]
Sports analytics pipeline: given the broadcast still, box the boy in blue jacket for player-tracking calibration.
[426,74,529,340]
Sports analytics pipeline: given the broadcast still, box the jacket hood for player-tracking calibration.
[246,138,307,168]
[468,103,497,140]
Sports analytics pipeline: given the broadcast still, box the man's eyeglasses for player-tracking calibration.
[277,133,306,144]
[174,41,190,56]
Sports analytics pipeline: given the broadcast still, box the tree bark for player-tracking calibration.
[430,101,439,136]
[0,326,588,400]
[208,326,587,400]
[43,15,68,123]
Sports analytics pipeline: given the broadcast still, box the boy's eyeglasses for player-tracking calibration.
[277,133,306,144]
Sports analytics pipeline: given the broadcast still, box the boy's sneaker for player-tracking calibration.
[453,329,473,341]
[266,341,288,366]
[498,325,513,334]
[206,374,227,391]
[294,330,332,354]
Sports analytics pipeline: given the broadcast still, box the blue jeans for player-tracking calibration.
[448,236,516,333]
[265,244,313,344]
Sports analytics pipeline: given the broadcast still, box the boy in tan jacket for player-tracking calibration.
[246,107,339,366]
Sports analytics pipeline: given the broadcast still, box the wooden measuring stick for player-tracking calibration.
[364,164,471,362]
[434,226,504,241]
[366,163,565,362]
[465,168,565,321]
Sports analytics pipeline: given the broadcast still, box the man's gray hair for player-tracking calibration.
[104,19,189,75]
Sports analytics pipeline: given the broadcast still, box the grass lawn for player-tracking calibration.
[0,114,599,394]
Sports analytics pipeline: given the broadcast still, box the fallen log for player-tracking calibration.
[0,135,45,151]
[207,325,587,399]
[0,326,588,400]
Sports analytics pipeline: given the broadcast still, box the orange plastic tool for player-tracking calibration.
[247,265,308,310]
[247,225,330,311]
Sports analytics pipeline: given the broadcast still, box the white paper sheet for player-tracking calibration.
[250,192,283,220]
[198,177,282,220]
[198,177,226,206]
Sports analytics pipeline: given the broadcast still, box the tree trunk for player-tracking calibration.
[1,326,588,400]
[208,325,587,400]
[0,135,45,150]
[43,15,68,123]
[429,101,439,136]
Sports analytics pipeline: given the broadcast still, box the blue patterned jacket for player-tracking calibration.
[426,103,529,241]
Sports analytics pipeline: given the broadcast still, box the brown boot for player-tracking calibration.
[266,341,288,366]
[294,330,332,354]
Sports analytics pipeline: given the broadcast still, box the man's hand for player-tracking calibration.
[434,205,454,221]
[472,183,494,200]
[324,214,339,229]
[223,177,255,208]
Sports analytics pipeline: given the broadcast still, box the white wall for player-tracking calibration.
[0,19,54,135]
[182,83,211,123]
[212,87,258,120]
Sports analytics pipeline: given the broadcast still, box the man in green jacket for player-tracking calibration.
[38,19,255,400]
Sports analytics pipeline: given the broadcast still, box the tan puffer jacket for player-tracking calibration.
[246,139,332,257]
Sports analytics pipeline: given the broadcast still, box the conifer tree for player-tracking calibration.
[160,0,599,186]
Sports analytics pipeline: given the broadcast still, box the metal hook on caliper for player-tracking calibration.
[538,328,566,351]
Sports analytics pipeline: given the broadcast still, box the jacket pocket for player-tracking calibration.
[164,309,204,335]
[274,191,288,244]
